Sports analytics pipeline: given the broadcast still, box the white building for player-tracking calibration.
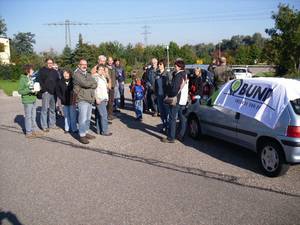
[0,37,10,64]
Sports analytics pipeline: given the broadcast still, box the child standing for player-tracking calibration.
[18,65,43,138]
[131,79,144,121]
[56,69,78,133]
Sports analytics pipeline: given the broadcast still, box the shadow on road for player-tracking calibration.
[183,135,261,175]
[0,124,299,198]
[0,210,23,225]
[117,111,163,140]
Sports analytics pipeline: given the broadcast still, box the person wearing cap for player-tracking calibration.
[213,56,234,89]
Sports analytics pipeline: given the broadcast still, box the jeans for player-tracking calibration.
[63,105,77,132]
[114,98,120,110]
[96,101,109,134]
[119,82,125,108]
[40,92,56,129]
[135,99,143,119]
[24,102,37,134]
[157,95,169,129]
[167,104,180,140]
[78,101,93,137]
[108,89,115,118]
[178,105,187,138]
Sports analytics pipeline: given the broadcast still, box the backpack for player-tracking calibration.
[134,85,144,100]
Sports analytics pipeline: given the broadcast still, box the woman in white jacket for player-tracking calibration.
[93,65,112,136]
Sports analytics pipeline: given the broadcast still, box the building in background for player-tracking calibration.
[0,37,10,64]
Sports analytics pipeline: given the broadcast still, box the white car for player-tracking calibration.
[232,67,252,79]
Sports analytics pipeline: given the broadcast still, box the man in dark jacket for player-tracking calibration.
[114,59,126,108]
[145,58,158,116]
[107,56,116,120]
[73,59,97,144]
[39,58,59,132]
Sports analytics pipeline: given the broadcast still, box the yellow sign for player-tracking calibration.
[196,59,203,64]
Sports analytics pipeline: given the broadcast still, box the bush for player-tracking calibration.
[0,64,23,81]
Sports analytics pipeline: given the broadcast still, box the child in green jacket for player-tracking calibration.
[18,65,43,138]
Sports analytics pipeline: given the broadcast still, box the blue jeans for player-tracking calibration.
[157,95,169,129]
[178,105,187,138]
[96,101,109,134]
[40,92,56,129]
[63,105,77,132]
[78,101,93,137]
[23,102,37,134]
[135,99,143,119]
[167,104,180,140]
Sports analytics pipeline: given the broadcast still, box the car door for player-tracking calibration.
[200,105,238,143]
[235,113,259,150]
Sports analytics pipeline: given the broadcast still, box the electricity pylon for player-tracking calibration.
[45,19,90,48]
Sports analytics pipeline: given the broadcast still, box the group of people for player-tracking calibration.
[18,56,126,144]
[18,54,233,144]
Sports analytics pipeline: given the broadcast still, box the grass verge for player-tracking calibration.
[0,79,19,96]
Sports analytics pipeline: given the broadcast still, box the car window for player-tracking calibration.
[233,69,246,73]
[291,99,300,115]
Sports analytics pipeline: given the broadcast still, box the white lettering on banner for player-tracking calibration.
[214,78,300,129]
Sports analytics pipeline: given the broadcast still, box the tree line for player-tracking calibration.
[0,4,299,80]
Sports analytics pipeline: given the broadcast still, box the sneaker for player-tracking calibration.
[79,136,89,144]
[32,131,44,137]
[64,131,69,134]
[102,132,112,136]
[86,133,96,140]
[161,137,175,143]
[25,133,36,139]
[42,128,50,133]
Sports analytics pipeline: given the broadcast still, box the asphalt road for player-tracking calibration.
[0,90,299,225]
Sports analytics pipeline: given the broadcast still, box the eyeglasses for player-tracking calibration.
[80,64,87,66]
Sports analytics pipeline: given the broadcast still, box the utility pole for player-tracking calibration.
[141,25,151,46]
[45,19,90,48]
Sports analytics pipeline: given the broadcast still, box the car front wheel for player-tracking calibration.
[188,115,201,139]
[258,141,289,177]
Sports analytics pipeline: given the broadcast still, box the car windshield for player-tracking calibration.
[290,99,300,115]
[233,69,246,73]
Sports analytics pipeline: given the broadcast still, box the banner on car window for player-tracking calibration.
[214,78,300,129]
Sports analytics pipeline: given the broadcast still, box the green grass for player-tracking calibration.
[0,79,19,96]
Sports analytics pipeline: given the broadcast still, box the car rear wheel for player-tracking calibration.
[188,115,201,139]
[258,141,289,177]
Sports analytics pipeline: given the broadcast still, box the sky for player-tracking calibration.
[0,0,299,53]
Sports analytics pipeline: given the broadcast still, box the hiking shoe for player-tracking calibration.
[25,133,36,139]
[86,133,96,140]
[79,136,89,144]
[102,132,112,136]
[161,137,175,143]
[32,131,44,137]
